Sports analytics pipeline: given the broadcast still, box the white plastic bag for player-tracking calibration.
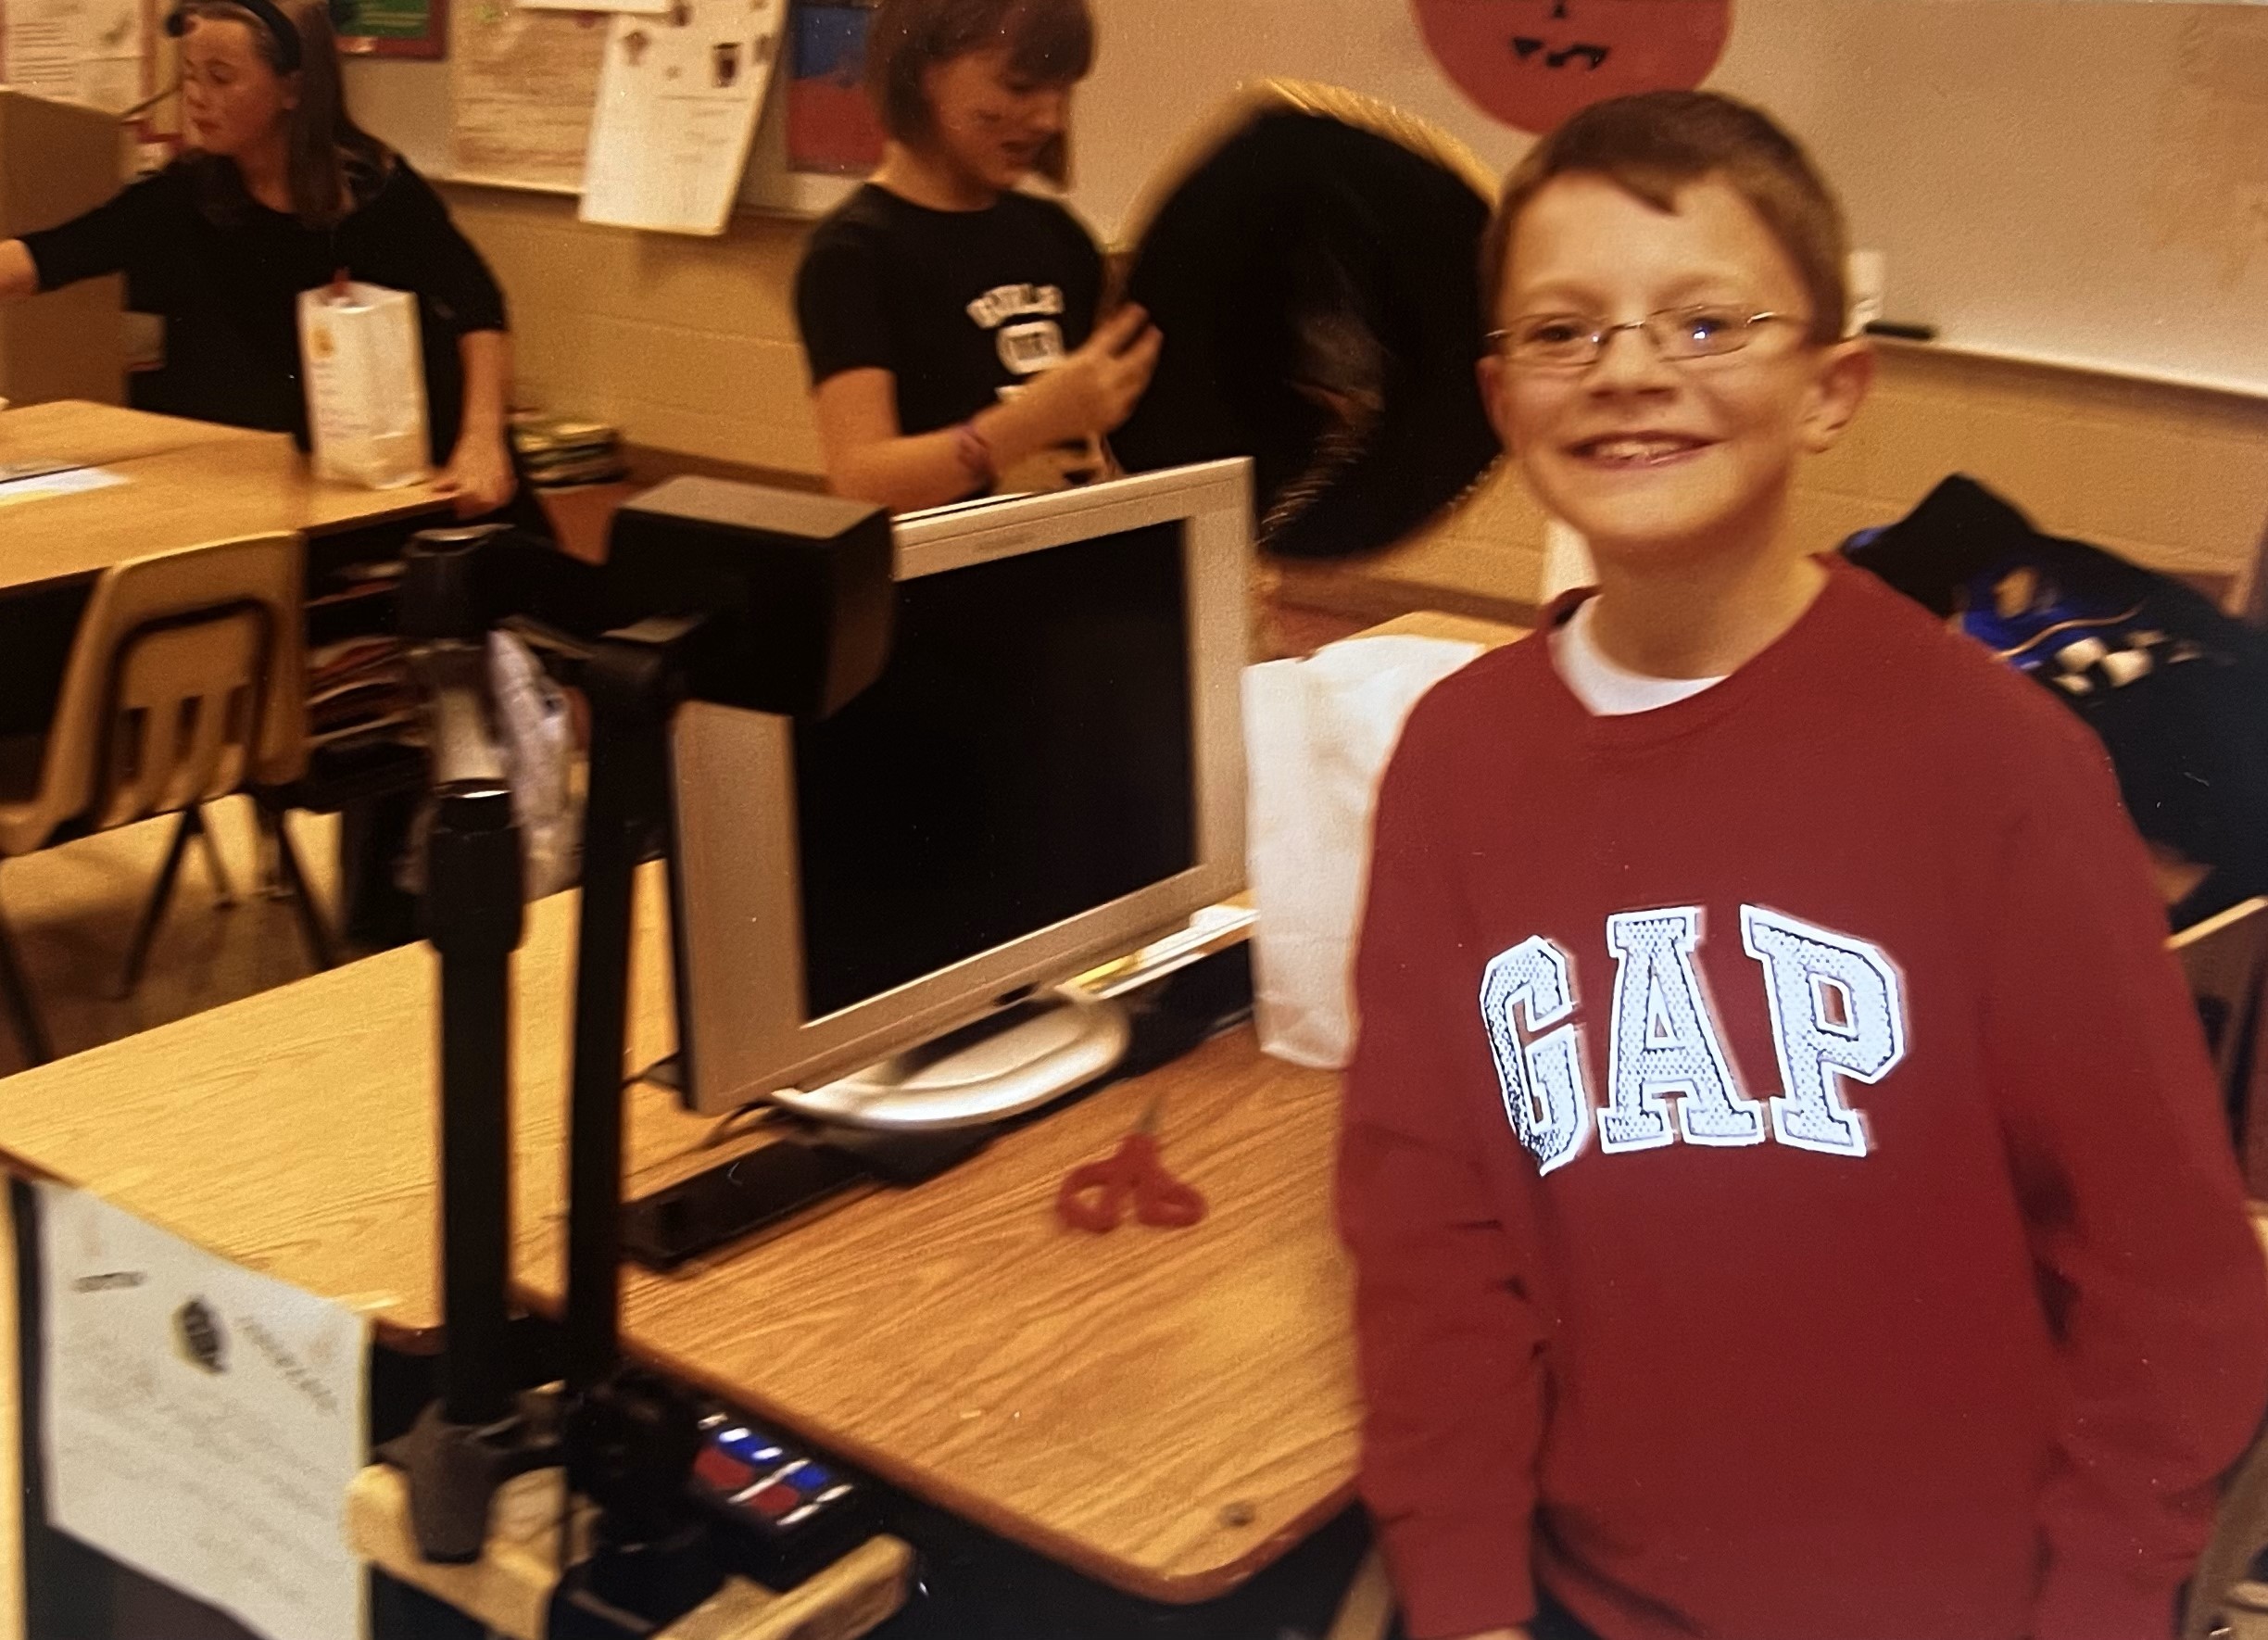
[1242,635,1483,1068]
[297,281,430,489]
[487,630,581,900]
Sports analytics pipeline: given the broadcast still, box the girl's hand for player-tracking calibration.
[1025,303,1163,442]
[436,429,517,518]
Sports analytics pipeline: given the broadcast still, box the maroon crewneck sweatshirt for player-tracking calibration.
[1340,559,2268,1640]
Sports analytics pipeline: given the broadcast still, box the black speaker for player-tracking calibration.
[603,477,894,719]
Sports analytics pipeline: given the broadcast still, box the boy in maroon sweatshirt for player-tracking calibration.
[1338,91,2268,1640]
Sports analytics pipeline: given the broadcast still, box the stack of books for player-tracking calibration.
[511,413,628,489]
[308,636,415,751]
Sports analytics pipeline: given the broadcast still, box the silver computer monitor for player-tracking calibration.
[669,459,1253,1122]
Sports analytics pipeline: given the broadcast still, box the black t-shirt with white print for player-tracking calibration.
[794,183,1103,437]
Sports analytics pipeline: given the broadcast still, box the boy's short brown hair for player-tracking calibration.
[1481,91,1850,347]
[864,0,1094,185]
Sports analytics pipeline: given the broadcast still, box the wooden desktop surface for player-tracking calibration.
[0,873,1354,1602]
[0,871,685,1348]
[509,609,1530,1599]
[0,612,1529,1605]
[527,1025,1349,1604]
[0,400,270,468]
[1,400,448,593]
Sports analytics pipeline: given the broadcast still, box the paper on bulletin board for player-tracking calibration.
[0,0,153,113]
[520,0,668,19]
[448,0,610,194]
[578,0,782,233]
[38,1182,368,1640]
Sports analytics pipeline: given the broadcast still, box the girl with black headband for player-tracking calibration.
[0,0,523,520]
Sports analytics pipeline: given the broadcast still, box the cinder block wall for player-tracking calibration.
[445,183,2268,618]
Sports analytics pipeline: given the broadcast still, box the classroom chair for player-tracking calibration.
[1325,1546,1393,1640]
[2186,1210,2268,1640]
[0,533,335,1066]
[2174,897,2268,1146]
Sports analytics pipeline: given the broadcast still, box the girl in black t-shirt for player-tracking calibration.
[794,0,1160,511]
[0,0,521,519]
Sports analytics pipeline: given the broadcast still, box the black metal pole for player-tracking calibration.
[563,638,676,1400]
[426,776,523,1428]
[381,526,560,1567]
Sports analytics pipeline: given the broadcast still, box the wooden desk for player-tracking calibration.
[1,401,448,594]
[545,1031,1350,1604]
[0,612,1530,1613]
[0,872,684,1350]
[0,873,1353,1603]
[0,402,271,470]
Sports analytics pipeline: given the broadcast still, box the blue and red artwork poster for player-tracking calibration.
[1412,0,1732,134]
[788,1,888,174]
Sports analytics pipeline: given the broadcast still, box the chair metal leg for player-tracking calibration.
[113,809,198,1001]
[0,894,53,1067]
[192,804,235,907]
[260,800,337,973]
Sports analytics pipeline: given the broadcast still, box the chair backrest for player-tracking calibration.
[2184,1213,2268,1640]
[2173,898,2268,1111]
[0,534,305,855]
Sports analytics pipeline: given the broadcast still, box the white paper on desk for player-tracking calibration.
[0,466,124,505]
[577,0,782,234]
[38,1182,369,1640]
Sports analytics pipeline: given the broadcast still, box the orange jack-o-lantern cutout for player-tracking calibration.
[1412,0,1733,134]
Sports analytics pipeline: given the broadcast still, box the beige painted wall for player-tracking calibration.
[443,183,2268,620]
[1326,343,2268,623]
[445,185,823,477]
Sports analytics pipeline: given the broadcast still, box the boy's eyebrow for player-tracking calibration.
[1506,266,1770,314]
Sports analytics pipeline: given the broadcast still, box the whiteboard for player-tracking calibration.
[1069,0,2268,396]
[346,0,2268,395]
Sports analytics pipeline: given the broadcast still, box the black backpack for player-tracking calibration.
[1846,473,2268,931]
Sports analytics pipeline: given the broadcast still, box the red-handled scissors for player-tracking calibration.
[1055,1095,1207,1233]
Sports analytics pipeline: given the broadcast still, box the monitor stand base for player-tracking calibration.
[770,988,1133,1132]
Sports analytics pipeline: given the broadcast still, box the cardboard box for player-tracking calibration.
[0,89,126,405]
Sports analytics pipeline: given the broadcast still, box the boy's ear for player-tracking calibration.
[1801,337,1874,454]
[1478,352,1517,452]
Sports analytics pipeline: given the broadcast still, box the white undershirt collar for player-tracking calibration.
[1549,596,1728,717]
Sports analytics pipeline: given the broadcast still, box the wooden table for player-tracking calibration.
[0,868,1354,1603]
[0,870,685,1350]
[1,400,449,594]
[557,1028,1349,1602]
[0,611,1531,1613]
[0,401,270,470]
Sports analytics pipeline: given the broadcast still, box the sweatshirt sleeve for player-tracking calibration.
[1981,720,2268,1640]
[1338,711,1545,1640]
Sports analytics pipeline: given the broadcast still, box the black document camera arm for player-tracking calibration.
[381,481,893,1635]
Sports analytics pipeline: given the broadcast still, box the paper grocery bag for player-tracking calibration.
[298,281,430,489]
[1242,634,1482,1068]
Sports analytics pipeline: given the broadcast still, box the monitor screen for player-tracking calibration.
[795,522,1194,1019]
[669,460,1251,1116]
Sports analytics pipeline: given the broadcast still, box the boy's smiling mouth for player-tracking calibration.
[1568,432,1715,466]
